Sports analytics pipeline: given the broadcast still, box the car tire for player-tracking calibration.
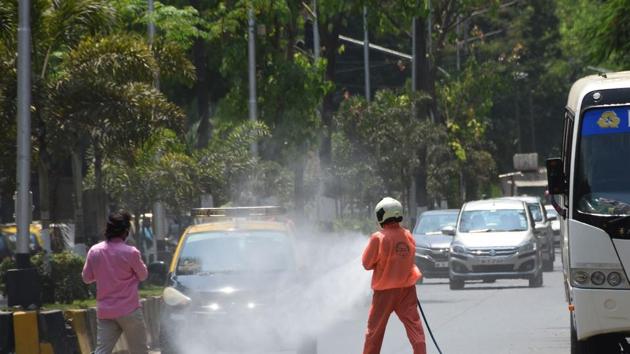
[528,271,543,288]
[297,337,318,354]
[449,277,464,290]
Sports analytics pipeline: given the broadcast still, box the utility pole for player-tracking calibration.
[148,0,161,264]
[8,0,41,309]
[363,6,370,102]
[312,0,320,61]
[248,7,258,156]
[16,0,32,269]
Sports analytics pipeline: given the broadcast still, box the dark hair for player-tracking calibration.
[105,210,132,240]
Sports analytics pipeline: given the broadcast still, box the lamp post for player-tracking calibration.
[8,0,41,309]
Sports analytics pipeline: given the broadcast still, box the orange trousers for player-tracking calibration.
[363,286,426,354]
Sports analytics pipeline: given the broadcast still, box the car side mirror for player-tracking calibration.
[546,158,566,195]
[148,261,168,286]
[441,226,456,236]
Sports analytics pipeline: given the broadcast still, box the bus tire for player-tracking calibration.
[571,313,622,354]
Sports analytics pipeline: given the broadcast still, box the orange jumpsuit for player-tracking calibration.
[362,223,426,354]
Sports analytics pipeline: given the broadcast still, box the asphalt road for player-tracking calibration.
[156,253,570,354]
[318,255,570,354]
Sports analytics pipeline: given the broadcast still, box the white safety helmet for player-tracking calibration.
[374,197,403,225]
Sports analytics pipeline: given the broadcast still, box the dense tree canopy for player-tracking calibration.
[0,0,628,235]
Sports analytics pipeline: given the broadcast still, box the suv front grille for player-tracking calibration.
[467,247,517,257]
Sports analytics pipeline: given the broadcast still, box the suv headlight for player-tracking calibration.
[163,286,192,307]
[518,241,537,254]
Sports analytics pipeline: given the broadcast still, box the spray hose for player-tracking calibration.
[417,299,443,354]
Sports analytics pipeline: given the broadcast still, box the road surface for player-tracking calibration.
[319,258,569,354]
[156,253,569,354]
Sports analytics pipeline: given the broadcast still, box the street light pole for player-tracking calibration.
[248,7,258,156]
[312,0,320,61]
[16,0,32,268]
[363,6,370,103]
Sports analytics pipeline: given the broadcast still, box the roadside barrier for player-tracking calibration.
[13,311,39,354]
[0,311,14,354]
[7,296,163,353]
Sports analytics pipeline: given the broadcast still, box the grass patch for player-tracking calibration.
[40,284,164,311]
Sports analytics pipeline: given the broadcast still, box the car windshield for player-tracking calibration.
[459,209,528,233]
[575,107,630,216]
[527,203,543,222]
[176,231,296,275]
[414,212,458,234]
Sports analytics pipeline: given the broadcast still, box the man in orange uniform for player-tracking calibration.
[362,197,426,354]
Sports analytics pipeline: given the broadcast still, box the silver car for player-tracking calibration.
[544,205,561,245]
[447,199,544,290]
[413,209,459,280]
[501,196,555,272]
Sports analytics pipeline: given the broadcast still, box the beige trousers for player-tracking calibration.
[95,308,148,354]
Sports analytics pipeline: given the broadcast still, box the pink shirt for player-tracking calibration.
[82,239,148,319]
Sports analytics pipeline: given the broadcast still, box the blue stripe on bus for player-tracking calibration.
[582,107,630,136]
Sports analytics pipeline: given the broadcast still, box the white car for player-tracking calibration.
[544,205,561,244]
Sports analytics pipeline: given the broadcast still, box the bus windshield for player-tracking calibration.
[575,107,630,216]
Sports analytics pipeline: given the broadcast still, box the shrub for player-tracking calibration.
[0,252,91,304]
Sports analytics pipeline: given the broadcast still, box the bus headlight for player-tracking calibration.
[607,272,623,287]
[591,271,606,286]
[570,268,629,289]
[573,270,589,284]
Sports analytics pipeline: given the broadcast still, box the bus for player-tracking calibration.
[547,71,630,353]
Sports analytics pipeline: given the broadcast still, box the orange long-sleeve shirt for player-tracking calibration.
[362,223,422,290]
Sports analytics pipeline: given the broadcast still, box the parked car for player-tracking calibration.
[544,205,561,245]
[501,196,555,271]
[447,199,544,290]
[413,209,459,280]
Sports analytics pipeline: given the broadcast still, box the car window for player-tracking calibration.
[176,231,296,275]
[459,209,529,233]
[527,203,543,222]
[414,213,458,234]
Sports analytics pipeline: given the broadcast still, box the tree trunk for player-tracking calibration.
[194,38,211,149]
[71,150,85,245]
[94,147,106,245]
[319,16,342,168]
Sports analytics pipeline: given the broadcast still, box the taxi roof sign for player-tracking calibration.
[191,206,287,218]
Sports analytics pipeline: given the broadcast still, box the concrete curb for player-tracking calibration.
[7,296,163,354]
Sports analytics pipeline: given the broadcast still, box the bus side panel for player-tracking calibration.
[573,288,630,340]
[612,239,630,281]
[569,220,622,268]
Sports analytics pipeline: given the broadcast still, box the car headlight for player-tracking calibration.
[450,245,467,254]
[518,241,536,254]
[163,286,192,307]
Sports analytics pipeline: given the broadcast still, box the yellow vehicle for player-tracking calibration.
[150,207,316,354]
[0,223,44,259]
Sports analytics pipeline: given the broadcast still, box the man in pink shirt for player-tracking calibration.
[82,210,149,354]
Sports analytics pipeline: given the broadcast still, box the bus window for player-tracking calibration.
[575,107,630,216]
